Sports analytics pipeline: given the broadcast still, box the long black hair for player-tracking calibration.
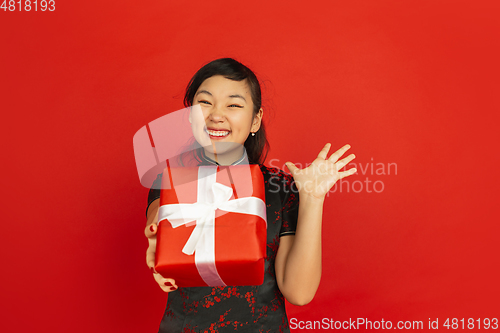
[181,58,269,165]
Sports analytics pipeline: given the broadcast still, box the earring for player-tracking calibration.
[251,132,256,136]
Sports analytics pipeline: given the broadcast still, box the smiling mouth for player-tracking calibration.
[206,129,230,138]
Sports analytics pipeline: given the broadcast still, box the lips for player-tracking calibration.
[206,128,230,138]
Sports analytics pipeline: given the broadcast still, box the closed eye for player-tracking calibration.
[198,100,242,108]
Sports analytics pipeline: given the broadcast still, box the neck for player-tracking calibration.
[201,147,248,166]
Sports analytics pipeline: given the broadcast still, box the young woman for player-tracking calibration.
[144,58,356,332]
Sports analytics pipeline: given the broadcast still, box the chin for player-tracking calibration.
[212,141,240,149]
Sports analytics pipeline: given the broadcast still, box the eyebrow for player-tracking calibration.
[195,90,246,102]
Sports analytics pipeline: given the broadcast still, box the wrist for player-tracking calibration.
[299,191,326,204]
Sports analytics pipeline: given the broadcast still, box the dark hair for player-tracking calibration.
[182,58,269,165]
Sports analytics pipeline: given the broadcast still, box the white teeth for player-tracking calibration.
[207,130,229,137]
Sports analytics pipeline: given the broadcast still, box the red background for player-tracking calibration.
[1,1,499,332]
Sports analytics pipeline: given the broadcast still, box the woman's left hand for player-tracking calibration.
[285,143,357,200]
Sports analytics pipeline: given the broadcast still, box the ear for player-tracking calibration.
[251,108,263,132]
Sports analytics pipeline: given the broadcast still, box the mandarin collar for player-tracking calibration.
[201,149,249,166]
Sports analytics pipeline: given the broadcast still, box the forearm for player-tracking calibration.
[281,193,324,305]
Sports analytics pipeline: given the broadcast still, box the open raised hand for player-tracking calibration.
[285,143,357,200]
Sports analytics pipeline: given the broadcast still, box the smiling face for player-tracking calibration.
[190,75,262,165]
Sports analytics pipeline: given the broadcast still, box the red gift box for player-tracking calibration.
[155,164,267,287]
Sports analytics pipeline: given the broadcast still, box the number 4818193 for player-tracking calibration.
[1,0,55,11]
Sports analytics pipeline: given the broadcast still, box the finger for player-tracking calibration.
[154,274,178,293]
[148,265,157,275]
[146,253,156,270]
[338,167,357,179]
[162,278,178,290]
[163,285,178,293]
[145,223,158,238]
[328,144,351,163]
[146,242,156,269]
[336,153,356,171]
[317,143,331,160]
[285,162,300,176]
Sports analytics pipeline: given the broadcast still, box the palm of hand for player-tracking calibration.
[286,144,357,200]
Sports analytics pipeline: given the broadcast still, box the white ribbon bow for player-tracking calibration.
[157,165,267,286]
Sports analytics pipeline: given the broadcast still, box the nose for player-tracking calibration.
[208,104,225,122]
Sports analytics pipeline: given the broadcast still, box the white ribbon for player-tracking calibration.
[158,165,267,286]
